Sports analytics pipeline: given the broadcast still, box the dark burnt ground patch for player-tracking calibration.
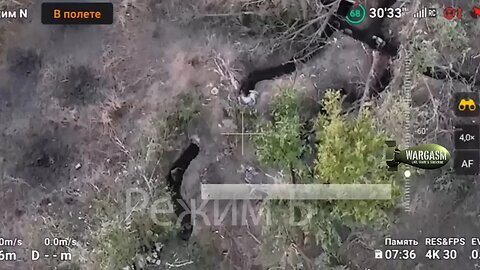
[1,48,42,119]
[7,48,42,78]
[11,121,77,189]
[54,65,103,107]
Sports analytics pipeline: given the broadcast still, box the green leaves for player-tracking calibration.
[254,87,304,170]
[315,90,400,227]
[255,88,402,265]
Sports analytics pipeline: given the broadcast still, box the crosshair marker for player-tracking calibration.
[221,111,263,156]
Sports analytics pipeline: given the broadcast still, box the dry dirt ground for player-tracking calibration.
[1,0,480,270]
[0,1,289,269]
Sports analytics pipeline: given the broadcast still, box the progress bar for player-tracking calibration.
[201,184,392,200]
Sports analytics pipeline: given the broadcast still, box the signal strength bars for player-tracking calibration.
[413,7,438,18]
[413,7,437,19]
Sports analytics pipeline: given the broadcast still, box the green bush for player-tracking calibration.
[315,90,401,227]
[411,15,469,74]
[254,87,304,171]
[255,88,402,265]
[91,195,176,270]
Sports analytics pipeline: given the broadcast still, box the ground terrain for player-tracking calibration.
[1,0,480,269]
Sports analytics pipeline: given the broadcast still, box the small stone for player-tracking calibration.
[74,163,82,170]
[155,242,164,252]
[155,259,161,265]
[239,91,257,106]
[152,252,158,259]
[135,254,145,269]
[190,135,200,144]
[211,87,219,95]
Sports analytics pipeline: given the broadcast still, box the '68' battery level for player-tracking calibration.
[346,2,367,25]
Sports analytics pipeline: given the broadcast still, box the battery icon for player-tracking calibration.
[346,2,367,25]
[375,249,383,259]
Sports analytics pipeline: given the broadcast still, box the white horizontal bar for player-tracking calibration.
[201,184,392,200]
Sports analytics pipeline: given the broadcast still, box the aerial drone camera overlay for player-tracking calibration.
[1,0,480,269]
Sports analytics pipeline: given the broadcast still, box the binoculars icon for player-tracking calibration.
[458,98,477,112]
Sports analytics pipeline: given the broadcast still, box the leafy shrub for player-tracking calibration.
[91,195,176,270]
[254,87,305,170]
[255,88,402,265]
[314,90,401,227]
[411,15,469,74]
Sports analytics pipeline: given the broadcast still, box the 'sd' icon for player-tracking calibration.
[454,92,480,117]
[374,249,383,259]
